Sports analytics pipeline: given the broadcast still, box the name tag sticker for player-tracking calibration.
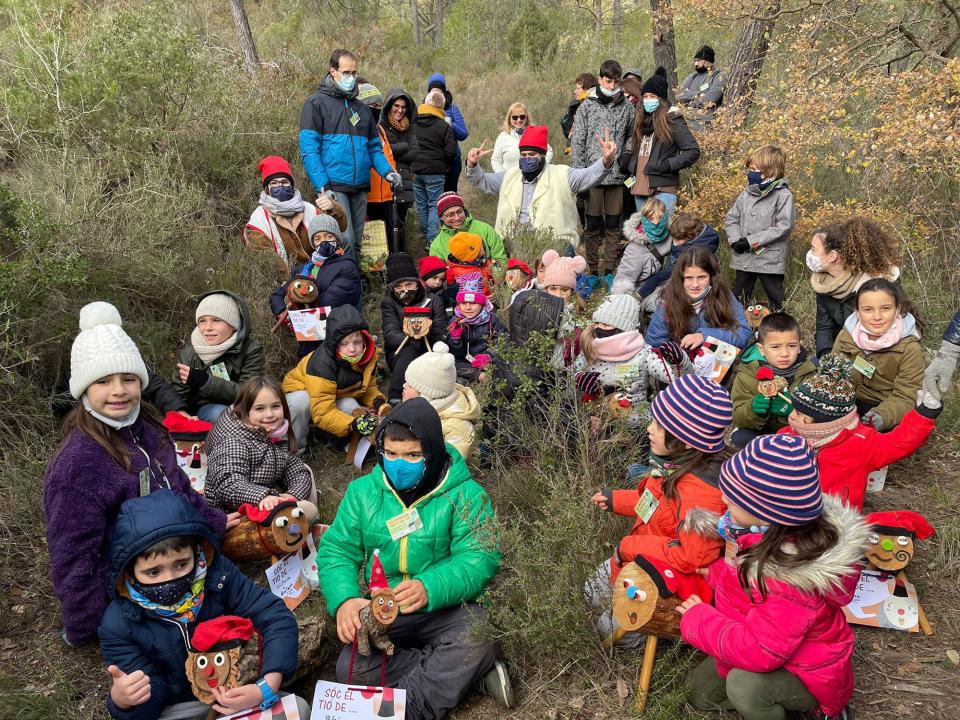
[699,82,710,92]
[853,355,876,379]
[139,468,151,497]
[387,508,424,541]
[634,488,660,524]
[349,111,361,126]
[208,362,231,380]
[623,176,636,188]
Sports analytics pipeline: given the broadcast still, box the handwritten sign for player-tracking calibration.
[288,308,328,342]
[311,680,406,719]
[220,694,303,720]
[842,569,920,632]
[266,552,310,611]
[173,438,207,494]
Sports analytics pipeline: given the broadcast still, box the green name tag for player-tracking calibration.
[634,488,660,524]
[853,355,876,378]
[139,468,151,497]
[208,362,231,381]
[349,111,360,126]
[699,82,710,92]
[623,176,636,188]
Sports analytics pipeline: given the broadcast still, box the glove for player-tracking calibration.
[861,409,885,432]
[731,238,751,254]
[186,368,210,391]
[448,321,463,340]
[657,340,687,367]
[575,371,602,397]
[386,172,403,191]
[923,340,960,398]
[751,394,772,416]
[315,192,334,212]
[770,394,793,417]
[352,413,378,437]
[471,353,492,369]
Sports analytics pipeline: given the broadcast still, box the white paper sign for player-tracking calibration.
[266,552,310,611]
[353,437,372,469]
[866,465,888,493]
[288,308,328,342]
[311,680,406,719]
[220,694,303,720]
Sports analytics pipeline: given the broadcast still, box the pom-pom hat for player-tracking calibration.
[405,341,459,411]
[792,353,857,422]
[651,374,732,453]
[436,191,465,217]
[70,302,150,399]
[368,549,391,593]
[641,67,669,102]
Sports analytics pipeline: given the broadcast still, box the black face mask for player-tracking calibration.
[130,569,195,606]
[395,288,418,305]
[694,64,708,74]
[594,326,622,339]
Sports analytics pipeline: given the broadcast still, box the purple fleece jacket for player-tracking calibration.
[43,415,226,645]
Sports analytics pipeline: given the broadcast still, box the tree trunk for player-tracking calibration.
[410,0,421,45]
[726,1,780,121]
[613,0,622,49]
[228,0,259,77]
[649,0,677,102]
[594,0,604,48]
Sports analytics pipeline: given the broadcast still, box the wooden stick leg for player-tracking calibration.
[601,626,626,651]
[344,432,361,465]
[634,635,658,714]
[918,602,934,636]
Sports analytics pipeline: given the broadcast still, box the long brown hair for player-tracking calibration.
[231,377,298,454]
[59,399,168,472]
[658,425,733,500]
[630,100,673,151]
[660,247,738,344]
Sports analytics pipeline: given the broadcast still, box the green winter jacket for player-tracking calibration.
[317,442,500,615]
[429,215,507,264]
[731,343,817,433]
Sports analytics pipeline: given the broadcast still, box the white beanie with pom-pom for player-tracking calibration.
[404,341,460,411]
[69,301,149,399]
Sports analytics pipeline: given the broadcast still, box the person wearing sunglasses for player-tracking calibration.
[491,102,554,172]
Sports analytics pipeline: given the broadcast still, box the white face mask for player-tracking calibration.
[805,249,825,273]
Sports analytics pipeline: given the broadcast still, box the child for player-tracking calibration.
[677,434,867,720]
[317,399,513,716]
[725,143,795,311]
[832,278,925,430]
[380,252,448,404]
[540,250,589,365]
[646,247,752,350]
[807,217,901,356]
[283,305,386,448]
[418,254,453,316]
[44,302,227,647]
[98,490,308,720]
[636,212,719,309]
[174,291,265,422]
[780,353,939,510]
[269,214,361,357]
[586,375,733,646]
[403,342,482,460]
[448,274,509,383]
[205,377,319,520]
[731,312,817,448]
[610,197,670,295]
[445,231,496,297]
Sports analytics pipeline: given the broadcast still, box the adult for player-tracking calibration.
[560,73,597,142]
[491,102,554,172]
[619,67,700,217]
[677,44,726,129]
[358,83,403,255]
[380,87,420,253]
[570,60,635,280]
[465,125,618,251]
[426,73,469,192]
[299,48,402,260]
[925,309,960,398]
[412,89,458,244]
[429,191,507,264]
[243,156,320,269]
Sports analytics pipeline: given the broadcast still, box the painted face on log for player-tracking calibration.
[371,587,398,625]
[287,276,319,304]
[186,646,243,704]
[865,531,914,571]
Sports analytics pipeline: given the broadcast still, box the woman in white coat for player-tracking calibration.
[491,102,554,172]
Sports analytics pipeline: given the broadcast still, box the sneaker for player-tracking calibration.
[603,273,614,291]
[587,274,601,289]
[478,660,515,709]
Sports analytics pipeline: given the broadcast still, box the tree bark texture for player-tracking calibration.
[649,0,678,103]
[411,0,421,44]
[726,1,780,120]
[228,0,259,77]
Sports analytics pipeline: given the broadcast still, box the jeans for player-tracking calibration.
[196,403,228,423]
[330,190,368,262]
[687,656,817,720]
[413,174,446,243]
[635,191,678,218]
[157,694,311,720]
[286,390,361,447]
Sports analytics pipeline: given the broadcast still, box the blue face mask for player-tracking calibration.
[599,85,620,98]
[383,456,426,491]
[747,170,765,187]
[269,185,295,202]
[642,98,660,113]
[519,156,544,180]
[717,510,769,543]
[336,74,356,92]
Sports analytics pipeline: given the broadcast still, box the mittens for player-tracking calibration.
[352,413,378,437]
[751,394,772,416]
[575,371,602,397]
[770,394,793,417]
[861,409,885,432]
[448,321,464,340]
[657,340,687,367]
[471,354,492,369]
[731,238,751,254]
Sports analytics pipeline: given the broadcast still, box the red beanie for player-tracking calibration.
[258,156,294,187]
[418,255,447,282]
[866,510,935,540]
[436,191,465,217]
[518,125,549,154]
[507,258,533,277]
[190,616,255,652]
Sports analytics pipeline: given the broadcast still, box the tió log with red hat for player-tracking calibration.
[357,549,398,656]
[865,510,935,572]
[185,615,258,705]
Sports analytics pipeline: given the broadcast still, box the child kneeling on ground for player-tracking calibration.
[98,490,308,720]
[448,274,508,383]
[317,399,513,717]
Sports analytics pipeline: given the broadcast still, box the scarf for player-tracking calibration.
[809,269,868,300]
[191,326,240,365]
[648,452,678,478]
[125,547,208,624]
[641,215,670,245]
[592,329,647,362]
[455,303,493,326]
[387,115,410,133]
[268,419,290,443]
[82,396,141,429]
[258,189,305,218]
[756,177,785,198]
[689,286,712,315]
[764,351,808,382]
[852,315,904,352]
[788,410,860,449]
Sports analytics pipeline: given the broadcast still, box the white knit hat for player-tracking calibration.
[70,302,149,399]
[404,341,459,411]
[195,292,241,330]
[592,293,641,332]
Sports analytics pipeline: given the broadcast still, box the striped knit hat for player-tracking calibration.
[651,374,733,453]
[720,434,823,526]
[792,353,856,422]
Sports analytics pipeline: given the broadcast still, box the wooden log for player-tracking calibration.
[611,563,682,640]
[222,502,310,563]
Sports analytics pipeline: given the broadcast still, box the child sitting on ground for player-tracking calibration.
[586,375,732,647]
[282,305,386,449]
[317,399,513,716]
[677,434,867,720]
[831,278,924,430]
[611,197,671,295]
[403,342,482,460]
[445,231,496,299]
[448,274,509,383]
[779,353,939,510]
[205,377,318,521]
[636,212,720,311]
[98,490,308,720]
[730,312,817,448]
[173,291,265,423]
[418,255,453,316]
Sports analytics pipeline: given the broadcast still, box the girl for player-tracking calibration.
[677,433,868,720]
[832,278,925,430]
[379,88,419,251]
[447,275,508,383]
[43,302,228,646]
[725,143,795,311]
[586,374,733,646]
[491,101,554,172]
[610,197,671,295]
[808,217,901,356]
[540,250,589,366]
[646,247,752,351]
[205,377,319,521]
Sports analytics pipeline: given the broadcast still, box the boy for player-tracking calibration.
[731,312,817,447]
[636,212,720,310]
[418,254,453,317]
[317,399,512,718]
[98,490,307,720]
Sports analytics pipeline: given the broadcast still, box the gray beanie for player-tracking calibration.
[308,213,344,246]
[592,293,640,332]
[196,292,242,330]
[404,341,460,411]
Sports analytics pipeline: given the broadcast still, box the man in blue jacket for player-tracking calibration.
[300,48,402,260]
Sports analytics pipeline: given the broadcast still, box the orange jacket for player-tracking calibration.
[368,126,397,203]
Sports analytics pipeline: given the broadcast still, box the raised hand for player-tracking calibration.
[466,139,493,168]
[596,128,618,167]
[107,665,151,710]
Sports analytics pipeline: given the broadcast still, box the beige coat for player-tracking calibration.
[437,385,482,460]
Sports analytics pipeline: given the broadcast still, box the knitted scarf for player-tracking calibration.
[689,286,712,315]
[258,189,305,218]
[788,410,860,449]
[852,315,904,352]
[809,269,868,300]
[641,215,670,245]
[592,329,647,362]
[388,115,410,133]
[268,419,290,443]
[191,326,239,365]
[455,303,493,326]
[124,547,208,624]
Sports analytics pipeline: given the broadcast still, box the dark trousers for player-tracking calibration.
[688,656,817,720]
[444,153,462,192]
[733,271,785,311]
[386,342,427,401]
[336,604,498,720]
[367,200,407,255]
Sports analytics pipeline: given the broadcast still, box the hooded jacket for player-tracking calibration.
[411,104,458,176]
[429,215,507,264]
[380,283,448,358]
[98,491,297,720]
[832,312,924,427]
[425,73,469,142]
[645,291,753,350]
[281,304,385,438]
[299,74,394,193]
[380,88,419,204]
[636,224,720,298]
[618,111,701,190]
[436,385,482,459]
[44,413,226,646]
[317,398,499,615]
[679,496,869,717]
[610,213,674,295]
[172,290,265,412]
[569,89,636,185]
[731,344,817,433]
[725,180,796,275]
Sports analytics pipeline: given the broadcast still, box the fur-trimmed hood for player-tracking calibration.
[622,211,673,252]
[683,495,869,596]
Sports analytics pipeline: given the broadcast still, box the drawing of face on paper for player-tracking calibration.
[879,583,919,631]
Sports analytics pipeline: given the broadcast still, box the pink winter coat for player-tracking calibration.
[679,496,868,717]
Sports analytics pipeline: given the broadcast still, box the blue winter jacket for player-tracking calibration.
[300,75,394,193]
[944,308,960,346]
[637,223,721,298]
[645,290,753,349]
[426,73,468,142]
[98,490,298,720]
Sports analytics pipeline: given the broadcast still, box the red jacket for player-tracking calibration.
[680,497,868,717]
[777,407,936,510]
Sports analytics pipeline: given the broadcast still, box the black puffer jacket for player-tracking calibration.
[380,283,448,357]
[380,88,419,204]
[411,106,457,176]
[618,112,701,190]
